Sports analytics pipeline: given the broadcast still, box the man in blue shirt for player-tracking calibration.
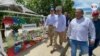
[45,8,57,47]
[51,6,66,53]
[54,6,66,46]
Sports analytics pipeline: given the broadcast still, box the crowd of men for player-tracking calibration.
[45,6,100,56]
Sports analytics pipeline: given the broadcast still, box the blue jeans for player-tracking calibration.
[70,39,89,56]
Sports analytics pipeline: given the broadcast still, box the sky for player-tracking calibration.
[73,0,100,12]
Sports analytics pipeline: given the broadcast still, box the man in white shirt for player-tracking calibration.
[67,9,95,56]
[45,8,57,47]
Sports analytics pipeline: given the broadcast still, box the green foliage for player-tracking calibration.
[16,0,25,4]
[22,17,41,26]
[0,12,4,28]
[16,0,62,16]
[29,17,41,26]
[16,0,75,18]
[63,0,75,18]
[0,12,8,29]
[27,0,52,16]
[10,24,21,31]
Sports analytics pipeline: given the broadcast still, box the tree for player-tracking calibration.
[63,0,75,18]
[16,0,24,4]
[16,0,75,17]
[26,0,52,16]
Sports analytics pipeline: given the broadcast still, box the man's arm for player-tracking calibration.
[88,19,96,44]
[44,16,50,27]
[44,16,50,31]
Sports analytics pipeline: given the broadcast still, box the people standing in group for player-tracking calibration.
[89,11,100,56]
[67,9,95,56]
[45,8,57,47]
[50,6,66,54]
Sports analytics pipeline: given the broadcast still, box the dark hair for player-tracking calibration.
[76,9,84,14]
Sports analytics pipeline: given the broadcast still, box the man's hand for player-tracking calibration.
[90,40,95,45]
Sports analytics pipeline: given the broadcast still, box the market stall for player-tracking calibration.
[0,10,45,56]
[0,0,46,56]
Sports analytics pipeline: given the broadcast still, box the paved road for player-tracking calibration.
[17,39,100,56]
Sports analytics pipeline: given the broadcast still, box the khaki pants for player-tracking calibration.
[48,25,55,45]
[54,31,65,46]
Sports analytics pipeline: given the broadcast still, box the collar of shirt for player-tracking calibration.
[50,14,55,16]
[76,17,85,23]
[76,16,84,20]
[58,14,63,16]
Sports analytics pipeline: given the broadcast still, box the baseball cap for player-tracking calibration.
[92,11,99,16]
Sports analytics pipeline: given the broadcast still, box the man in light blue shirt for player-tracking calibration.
[54,6,66,46]
[45,8,57,47]
[67,9,95,56]
[51,6,66,54]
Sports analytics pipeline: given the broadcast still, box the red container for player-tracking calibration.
[7,47,15,56]
[22,43,27,50]
[29,40,37,46]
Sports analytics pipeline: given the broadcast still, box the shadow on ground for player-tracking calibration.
[16,38,48,56]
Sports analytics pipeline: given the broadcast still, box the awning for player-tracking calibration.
[0,10,44,17]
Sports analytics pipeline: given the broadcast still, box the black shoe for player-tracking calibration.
[50,49,56,54]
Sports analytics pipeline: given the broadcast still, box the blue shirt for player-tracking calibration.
[55,14,66,32]
[45,14,57,27]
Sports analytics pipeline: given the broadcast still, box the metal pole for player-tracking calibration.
[0,30,7,56]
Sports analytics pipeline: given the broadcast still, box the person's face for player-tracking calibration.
[75,10,83,19]
[56,10,62,15]
[50,10,54,14]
